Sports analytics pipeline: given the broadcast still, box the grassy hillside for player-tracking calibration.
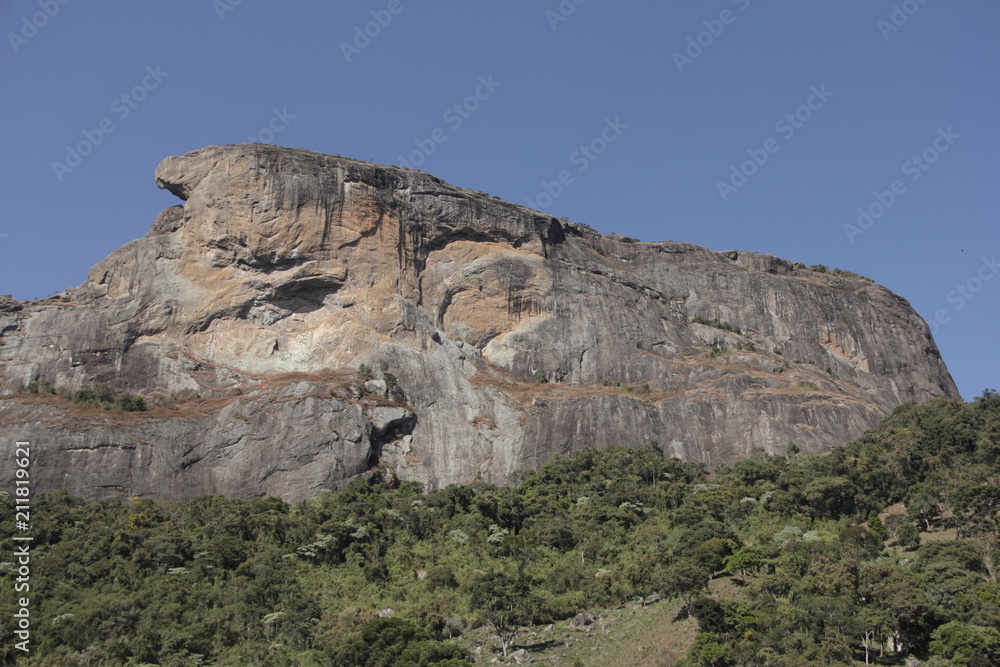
[1,390,998,666]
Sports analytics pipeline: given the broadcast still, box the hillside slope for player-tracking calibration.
[1,394,997,665]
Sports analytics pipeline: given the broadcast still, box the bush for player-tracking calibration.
[686,632,734,667]
[72,384,146,411]
[831,267,874,282]
[92,383,116,403]
[114,394,147,412]
[708,344,728,359]
[73,386,96,405]
[19,380,55,395]
[692,317,742,335]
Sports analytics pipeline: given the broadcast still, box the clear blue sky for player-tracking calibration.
[2,1,997,400]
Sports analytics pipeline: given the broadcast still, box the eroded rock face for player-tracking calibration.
[0,145,958,500]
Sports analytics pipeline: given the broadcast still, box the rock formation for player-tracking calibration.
[0,145,958,501]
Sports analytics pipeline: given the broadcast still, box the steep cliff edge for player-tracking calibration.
[0,145,958,501]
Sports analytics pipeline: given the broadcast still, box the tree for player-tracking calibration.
[724,546,765,583]
[691,597,729,636]
[955,485,1000,539]
[968,531,1000,583]
[859,561,939,656]
[686,632,734,667]
[801,476,860,518]
[857,605,893,665]
[867,510,887,544]
[691,597,756,644]
[896,522,921,550]
[331,617,472,666]
[906,484,943,531]
[693,537,735,577]
[930,621,1000,667]
[469,571,534,658]
[661,558,709,616]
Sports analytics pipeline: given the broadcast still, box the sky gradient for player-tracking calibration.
[2,1,997,399]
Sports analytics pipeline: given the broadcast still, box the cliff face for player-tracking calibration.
[0,145,958,501]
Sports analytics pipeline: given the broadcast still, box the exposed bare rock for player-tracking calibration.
[0,145,957,501]
[512,648,533,663]
[0,295,21,312]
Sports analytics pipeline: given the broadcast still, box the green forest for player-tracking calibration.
[2,391,999,666]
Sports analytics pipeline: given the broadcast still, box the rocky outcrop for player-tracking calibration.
[0,145,958,501]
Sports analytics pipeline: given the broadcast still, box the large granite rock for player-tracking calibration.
[0,145,958,501]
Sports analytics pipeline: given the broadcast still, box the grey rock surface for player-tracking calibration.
[0,144,958,501]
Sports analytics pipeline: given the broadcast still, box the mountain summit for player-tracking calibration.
[0,145,957,501]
